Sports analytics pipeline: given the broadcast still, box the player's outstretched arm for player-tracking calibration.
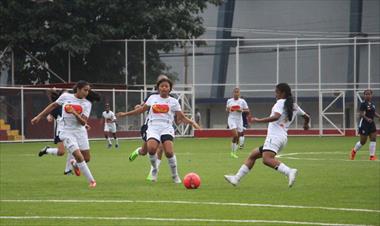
[374,112,380,121]
[116,104,149,117]
[251,112,281,123]
[31,102,59,125]
[175,111,202,130]
[302,113,311,130]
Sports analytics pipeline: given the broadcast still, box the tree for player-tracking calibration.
[0,0,221,85]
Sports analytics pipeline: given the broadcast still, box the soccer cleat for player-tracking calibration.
[63,170,73,176]
[172,175,182,184]
[38,146,49,157]
[350,149,356,160]
[128,147,140,162]
[230,152,238,159]
[115,144,119,148]
[146,172,153,181]
[224,175,239,186]
[107,143,112,149]
[70,159,81,176]
[150,168,158,182]
[288,169,298,187]
[369,156,378,161]
[239,144,244,149]
[89,180,96,188]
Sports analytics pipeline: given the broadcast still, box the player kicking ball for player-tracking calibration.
[102,103,119,149]
[224,83,310,187]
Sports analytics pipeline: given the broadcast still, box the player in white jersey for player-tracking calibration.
[224,83,310,187]
[127,74,178,181]
[117,78,201,183]
[102,103,119,148]
[226,88,249,158]
[37,89,73,175]
[31,80,97,188]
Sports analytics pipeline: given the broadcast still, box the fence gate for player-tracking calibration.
[319,91,346,136]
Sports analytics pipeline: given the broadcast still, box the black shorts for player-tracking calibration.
[147,134,174,144]
[54,135,61,144]
[358,122,377,136]
[140,124,148,141]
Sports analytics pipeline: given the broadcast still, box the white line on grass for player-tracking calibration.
[0,216,373,226]
[277,152,380,162]
[1,199,379,213]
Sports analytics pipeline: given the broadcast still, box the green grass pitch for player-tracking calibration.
[0,137,379,225]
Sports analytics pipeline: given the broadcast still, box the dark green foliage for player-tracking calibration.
[0,0,222,84]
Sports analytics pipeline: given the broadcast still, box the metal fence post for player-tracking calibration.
[143,39,147,98]
[112,88,116,113]
[276,44,279,84]
[21,86,24,142]
[236,38,239,87]
[318,43,322,136]
[295,38,298,129]
[368,42,371,88]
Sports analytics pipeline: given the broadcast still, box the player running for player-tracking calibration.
[226,88,249,158]
[32,80,98,188]
[350,89,379,160]
[117,78,201,183]
[224,83,310,187]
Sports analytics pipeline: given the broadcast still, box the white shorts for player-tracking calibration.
[262,135,287,154]
[228,117,244,133]
[59,130,90,154]
[104,123,117,133]
[146,123,174,142]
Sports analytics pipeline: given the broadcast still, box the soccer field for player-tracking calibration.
[0,137,379,226]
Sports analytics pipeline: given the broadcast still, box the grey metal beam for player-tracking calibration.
[211,0,235,98]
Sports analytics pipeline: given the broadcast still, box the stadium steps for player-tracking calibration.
[0,119,23,141]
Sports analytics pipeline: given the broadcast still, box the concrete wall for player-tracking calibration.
[159,0,380,129]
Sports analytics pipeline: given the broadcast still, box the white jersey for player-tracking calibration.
[226,98,249,120]
[102,111,116,124]
[55,93,92,131]
[55,115,63,134]
[145,94,181,125]
[267,99,306,138]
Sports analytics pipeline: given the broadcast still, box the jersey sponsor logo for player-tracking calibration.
[64,104,83,114]
[230,105,241,112]
[152,104,169,113]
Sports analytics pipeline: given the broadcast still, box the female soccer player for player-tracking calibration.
[350,89,379,160]
[102,103,119,148]
[31,80,97,188]
[128,75,175,181]
[117,78,201,183]
[226,88,249,158]
[38,89,74,175]
[224,83,310,187]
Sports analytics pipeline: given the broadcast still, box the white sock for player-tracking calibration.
[156,158,162,169]
[239,136,245,146]
[107,138,112,144]
[354,141,362,152]
[137,147,143,155]
[149,154,157,170]
[149,158,162,174]
[231,143,238,152]
[369,142,376,156]
[77,161,95,182]
[65,154,74,172]
[46,148,58,155]
[235,164,250,180]
[168,155,179,177]
[277,163,291,176]
[115,138,119,145]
